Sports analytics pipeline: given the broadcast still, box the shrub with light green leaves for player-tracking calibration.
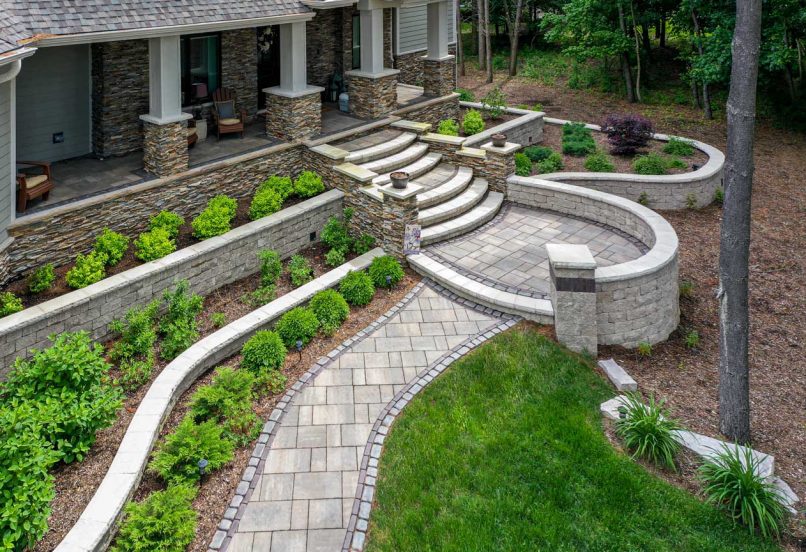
[149,210,185,239]
[535,152,564,174]
[134,227,176,262]
[117,352,155,393]
[258,175,293,201]
[249,186,283,220]
[258,249,282,287]
[615,393,681,470]
[523,146,554,163]
[0,291,23,318]
[108,300,160,361]
[111,485,197,552]
[66,251,107,289]
[158,281,203,361]
[28,264,55,294]
[633,152,669,175]
[149,417,234,484]
[368,255,404,289]
[189,367,260,446]
[241,330,287,375]
[94,228,129,266]
[584,151,616,172]
[339,270,375,306]
[514,153,532,176]
[462,109,485,135]
[275,307,319,348]
[325,247,346,267]
[455,88,475,102]
[437,119,459,137]
[309,289,350,335]
[192,195,237,239]
[353,233,376,255]
[663,137,695,157]
[322,212,353,253]
[293,171,325,198]
[289,254,313,287]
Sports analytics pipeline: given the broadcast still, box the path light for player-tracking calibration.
[296,339,303,361]
[618,406,628,420]
[386,275,392,293]
[198,458,209,476]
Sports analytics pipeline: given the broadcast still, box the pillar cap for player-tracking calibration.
[263,85,324,98]
[139,112,193,125]
[422,54,456,62]
[380,183,422,200]
[344,68,400,80]
[545,244,597,270]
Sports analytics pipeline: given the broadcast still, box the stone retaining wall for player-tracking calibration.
[0,190,344,375]
[507,175,679,347]
[4,143,303,283]
[53,248,384,552]
[540,118,724,210]
[461,102,545,148]
[392,92,460,126]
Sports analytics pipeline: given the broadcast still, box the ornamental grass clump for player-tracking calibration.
[192,195,237,239]
[0,291,23,318]
[134,227,176,262]
[699,445,788,539]
[339,270,375,306]
[437,119,459,137]
[309,289,350,335]
[65,251,107,289]
[149,210,185,239]
[615,393,681,470]
[368,255,404,289]
[601,113,654,155]
[27,263,55,294]
[94,228,129,266]
[149,417,234,485]
[111,485,197,552]
[241,330,287,375]
[462,109,485,135]
[293,170,325,198]
[275,307,319,348]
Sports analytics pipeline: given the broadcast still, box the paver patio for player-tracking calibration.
[223,284,503,552]
[424,203,649,298]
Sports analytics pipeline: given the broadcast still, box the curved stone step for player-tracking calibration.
[419,178,489,227]
[421,191,504,245]
[417,166,474,209]
[345,132,418,164]
[373,152,442,186]
[360,143,429,174]
[407,254,554,323]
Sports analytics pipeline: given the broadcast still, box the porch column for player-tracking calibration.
[422,0,456,97]
[0,60,22,285]
[264,21,324,141]
[344,0,400,119]
[139,35,191,177]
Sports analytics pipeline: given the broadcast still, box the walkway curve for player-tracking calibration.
[212,280,518,552]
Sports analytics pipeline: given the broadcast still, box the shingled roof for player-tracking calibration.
[4,0,312,41]
[0,8,32,57]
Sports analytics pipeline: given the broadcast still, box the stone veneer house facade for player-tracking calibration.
[0,0,457,284]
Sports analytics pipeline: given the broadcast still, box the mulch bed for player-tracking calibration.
[3,194,306,308]
[459,67,805,542]
[32,237,419,551]
[539,123,708,175]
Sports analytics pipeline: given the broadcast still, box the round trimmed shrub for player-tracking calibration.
[436,119,459,137]
[633,153,668,175]
[275,307,319,348]
[134,227,176,262]
[258,175,293,201]
[241,330,287,374]
[249,187,283,220]
[368,255,404,289]
[0,292,24,318]
[293,171,325,198]
[339,270,375,306]
[462,109,485,136]
[65,251,107,289]
[94,228,129,266]
[514,153,532,176]
[309,289,349,335]
[149,210,185,239]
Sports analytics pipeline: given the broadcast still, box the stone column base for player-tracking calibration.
[422,55,456,97]
[141,119,189,177]
[345,69,400,120]
[264,86,324,142]
[547,244,598,355]
[0,237,12,287]
[380,184,421,260]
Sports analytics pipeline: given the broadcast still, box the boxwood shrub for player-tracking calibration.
[241,330,287,375]
[535,152,564,174]
[309,289,350,335]
[0,291,23,318]
[134,227,176,262]
[293,171,325,198]
[462,109,485,136]
[94,228,129,266]
[149,417,234,485]
[275,307,319,348]
[368,255,404,289]
[112,485,197,552]
[259,175,293,201]
[27,263,55,294]
[249,186,283,220]
[65,251,107,289]
[149,210,185,239]
[339,270,375,306]
[514,153,532,176]
[437,119,459,137]
[192,195,237,239]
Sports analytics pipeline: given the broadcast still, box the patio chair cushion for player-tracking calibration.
[23,175,48,189]
[219,118,241,126]
[215,100,235,119]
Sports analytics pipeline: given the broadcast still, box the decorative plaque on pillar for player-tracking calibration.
[403,225,422,255]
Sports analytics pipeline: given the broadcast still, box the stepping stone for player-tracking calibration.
[598,358,637,391]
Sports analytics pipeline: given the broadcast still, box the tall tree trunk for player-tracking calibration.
[458,0,466,77]
[718,0,762,445]
[477,0,486,70]
[642,23,651,52]
[484,0,493,83]
[630,1,642,101]
[617,1,636,102]
[660,16,666,48]
[691,9,713,119]
[504,0,525,76]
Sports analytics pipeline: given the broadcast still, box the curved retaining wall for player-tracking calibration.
[539,117,724,210]
[507,175,679,347]
[0,190,344,375]
[460,102,545,148]
[54,248,385,552]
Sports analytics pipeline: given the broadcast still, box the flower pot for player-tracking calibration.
[390,171,409,189]
[492,133,507,148]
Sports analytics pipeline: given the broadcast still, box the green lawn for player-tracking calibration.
[366,326,779,552]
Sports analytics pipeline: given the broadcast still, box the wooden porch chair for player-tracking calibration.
[212,88,247,139]
[16,161,54,212]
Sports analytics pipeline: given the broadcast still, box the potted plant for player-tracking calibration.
[492,133,507,148]
[390,171,409,189]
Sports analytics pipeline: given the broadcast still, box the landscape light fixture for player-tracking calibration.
[198,458,209,476]
[296,339,303,361]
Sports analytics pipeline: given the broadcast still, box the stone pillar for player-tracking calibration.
[265,22,324,141]
[139,36,191,176]
[422,0,456,97]
[546,244,598,355]
[380,183,422,260]
[480,141,519,193]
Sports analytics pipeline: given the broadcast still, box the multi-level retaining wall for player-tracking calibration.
[540,117,724,210]
[0,191,344,375]
[460,102,545,148]
[507,175,679,347]
[54,248,385,552]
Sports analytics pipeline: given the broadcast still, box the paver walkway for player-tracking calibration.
[425,203,648,298]
[217,283,512,552]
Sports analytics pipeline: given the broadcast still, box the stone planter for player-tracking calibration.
[491,133,507,148]
[390,171,409,189]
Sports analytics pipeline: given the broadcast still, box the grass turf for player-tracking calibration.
[366,325,779,552]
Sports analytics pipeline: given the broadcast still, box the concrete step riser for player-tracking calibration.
[421,192,504,246]
[345,132,418,164]
[361,143,429,174]
[419,179,489,228]
[417,166,474,210]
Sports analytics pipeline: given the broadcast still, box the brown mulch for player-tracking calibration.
[3,195,305,308]
[539,122,708,175]
[33,240,418,552]
[459,67,806,533]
